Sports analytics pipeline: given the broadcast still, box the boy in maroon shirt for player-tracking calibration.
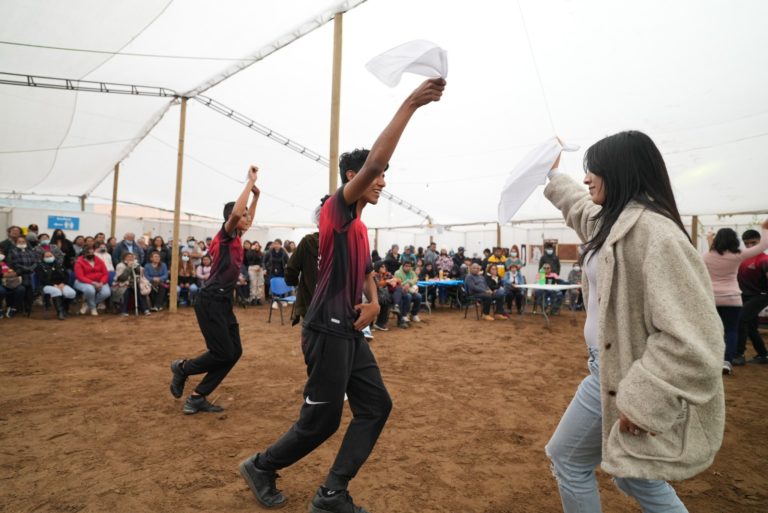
[239,78,446,513]
[169,166,261,414]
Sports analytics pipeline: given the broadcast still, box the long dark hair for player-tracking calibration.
[712,228,740,255]
[581,131,689,263]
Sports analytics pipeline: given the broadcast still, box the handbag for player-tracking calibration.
[139,276,152,295]
[2,274,22,289]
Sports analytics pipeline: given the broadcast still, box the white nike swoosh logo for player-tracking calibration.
[305,397,328,405]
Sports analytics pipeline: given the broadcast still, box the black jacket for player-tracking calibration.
[36,261,69,287]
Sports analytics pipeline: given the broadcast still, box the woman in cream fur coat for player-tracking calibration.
[543,131,724,513]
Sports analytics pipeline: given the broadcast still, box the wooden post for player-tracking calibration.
[428,216,434,245]
[110,163,119,238]
[169,98,188,313]
[691,215,699,248]
[328,13,343,195]
[79,195,86,212]
[496,222,501,248]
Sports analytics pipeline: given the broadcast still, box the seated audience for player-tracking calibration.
[393,261,422,323]
[111,232,144,267]
[149,236,170,266]
[8,236,38,313]
[384,244,401,274]
[244,240,265,305]
[503,264,526,314]
[0,248,25,318]
[485,264,509,319]
[51,229,76,269]
[567,263,583,310]
[144,251,169,311]
[0,226,22,256]
[177,250,199,306]
[196,254,212,287]
[534,263,564,314]
[464,263,505,321]
[35,235,66,267]
[36,249,75,320]
[112,252,151,316]
[74,246,111,316]
[236,265,251,306]
[372,262,397,330]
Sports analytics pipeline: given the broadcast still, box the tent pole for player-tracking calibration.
[691,215,699,248]
[169,98,188,313]
[79,195,86,212]
[110,163,120,238]
[374,228,379,252]
[496,222,502,248]
[328,13,343,195]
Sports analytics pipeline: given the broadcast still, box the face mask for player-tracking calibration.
[44,257,55,264]
[545,249,554,255]
[0,254,5,262]
[16,244,27,250]
[188,240,196,246]
[510,252,518,258]
[182,255,190,262]
[573,266,581,271]
[98,248,107,253]
[39,239,50,245]
[85,253,94,260]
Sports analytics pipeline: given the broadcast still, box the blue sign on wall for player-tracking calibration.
[48,215,80,231]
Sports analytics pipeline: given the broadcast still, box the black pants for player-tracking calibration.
[183,293,242,396]
[259,328,392,490]
[737,294,768,357]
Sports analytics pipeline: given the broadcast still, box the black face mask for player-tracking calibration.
[85,254,94,260]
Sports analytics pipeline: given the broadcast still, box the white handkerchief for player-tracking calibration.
[497,137,580,224]
[366,40,448,88]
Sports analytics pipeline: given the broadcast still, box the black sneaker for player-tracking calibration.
[748,355,768,364]
[183,395,223,415]
[238,455,287,509]
[732,354,747,366]
[309,488,370,513]
[170,359,187,398]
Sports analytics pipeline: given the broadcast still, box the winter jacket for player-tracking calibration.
[74,256,109,285]
[544,173,724,481]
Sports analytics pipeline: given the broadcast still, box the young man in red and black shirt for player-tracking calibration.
[238,78,446,513]
[169,166,261,415]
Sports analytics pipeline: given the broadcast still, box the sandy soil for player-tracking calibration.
[2,305,766,513]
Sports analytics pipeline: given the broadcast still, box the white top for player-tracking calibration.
[583,250,600,349]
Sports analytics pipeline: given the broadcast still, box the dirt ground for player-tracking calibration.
[2,305,766,513]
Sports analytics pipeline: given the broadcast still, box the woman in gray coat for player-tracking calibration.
[543,131,724,513]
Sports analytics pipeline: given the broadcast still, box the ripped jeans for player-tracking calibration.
[545,347,688,513]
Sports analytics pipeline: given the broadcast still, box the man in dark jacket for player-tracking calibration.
[383,244,401,274]
[263,239,289,278]
[284,232,319,325]
[538,242,561,275]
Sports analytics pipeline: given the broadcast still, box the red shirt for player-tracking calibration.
[304,185,372,336]
[201,224,243,296]
[738,252,768,296]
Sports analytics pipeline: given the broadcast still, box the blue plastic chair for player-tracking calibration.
[268,277,296,325]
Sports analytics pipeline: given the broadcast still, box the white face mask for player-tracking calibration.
[545,249,554,255]
[0,254,5,262]
[182,255,190,262]
[40,239,50,245]
[510,252,518,258]
[573,266,581,271]
[44,257,55,264]
[16,244,27,250]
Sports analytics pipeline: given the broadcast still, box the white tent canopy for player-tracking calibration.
[1,0,767,229]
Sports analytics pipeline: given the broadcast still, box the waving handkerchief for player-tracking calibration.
[497,137,580,224]
[366,40,448,87]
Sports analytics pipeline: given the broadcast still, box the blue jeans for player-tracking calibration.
[716,306,741,362]
[392,288,422,316]
[545,348,687,513]
[74,280,111,309]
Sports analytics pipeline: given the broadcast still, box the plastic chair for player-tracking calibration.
[458,282,481,320]
[267,277,296,325]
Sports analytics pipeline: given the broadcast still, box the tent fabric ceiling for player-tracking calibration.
[1,0,766,229]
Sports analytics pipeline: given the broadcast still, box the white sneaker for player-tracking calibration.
[272,301,279,309]
[412,314,422,323]
[362,326,374,339]
[97,303,106,311]
[403,314,411,322]
[79,303,89,315]
[90,309,99,317]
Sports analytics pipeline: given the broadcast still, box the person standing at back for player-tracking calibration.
[239,78,445,513]
[735,229,768,364]
[169,166,261,415]
[703,221,768,373]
